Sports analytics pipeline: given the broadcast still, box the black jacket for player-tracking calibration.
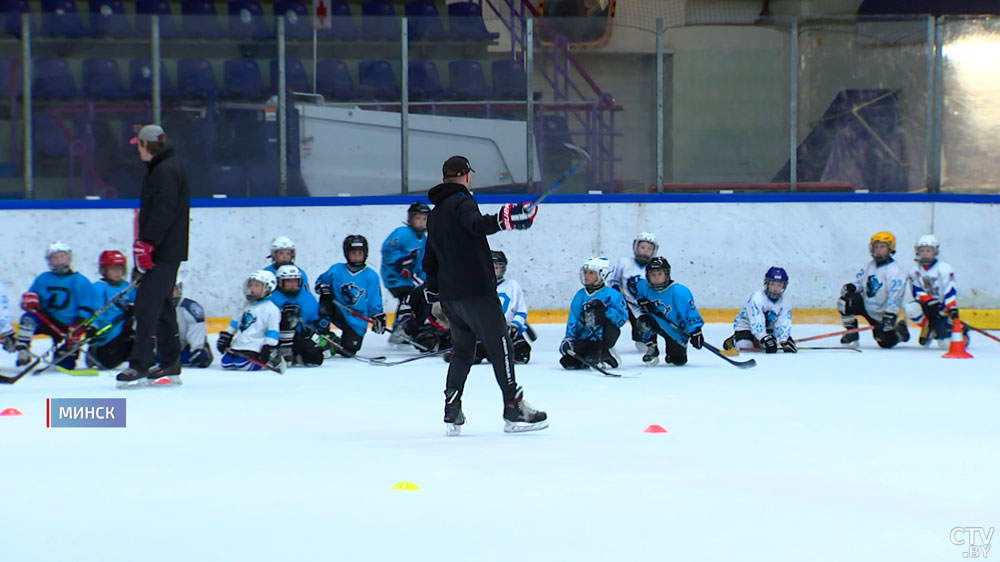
[423,181,501,299]
[138,147,190,263]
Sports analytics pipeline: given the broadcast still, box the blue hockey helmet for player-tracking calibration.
[764,267,788,300]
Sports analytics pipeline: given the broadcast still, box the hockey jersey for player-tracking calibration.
[497,278,528,335]
[565,285,627,341]
[381,225,426,289]
[91,279,136,343]
[0,280,12,336]
[223,299,282,353]
[177,297,209,350]
[909,259,958,310]
[852,259,907,322]
[609,257,647,314]
[263,263,310,294]
[733,289,793,343]
[27,271,96,327]
[315,264,384,336]
[268,289,320,332]
[634,279,705,346]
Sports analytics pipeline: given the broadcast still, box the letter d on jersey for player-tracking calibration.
[47,398,126,428]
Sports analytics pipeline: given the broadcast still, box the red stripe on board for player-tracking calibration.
[46,398,50,428]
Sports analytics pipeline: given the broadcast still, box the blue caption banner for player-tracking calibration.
[47,398,126,428]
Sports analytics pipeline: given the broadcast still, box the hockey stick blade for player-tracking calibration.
[962,321,1000,344]
[0,356,42,384]
[312,333,387,363]
[55,366,100,376]
[368,347,452,366]
[565,349,629,377]
[227,350,286,374]
[663,319,756,369]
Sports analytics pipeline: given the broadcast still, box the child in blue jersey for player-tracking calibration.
[216,270,285,372]
[16,241,97,369]
[315,235,387,356]
[633,257,705,366]
[559,257,628,370]
[381,202,429,343]
[270,264,324,366]
[87,250,137,370]
[264,235,310,293]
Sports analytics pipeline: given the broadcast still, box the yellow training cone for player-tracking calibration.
[391,481,420,490]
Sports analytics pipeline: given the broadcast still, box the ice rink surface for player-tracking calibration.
[2,323,998,562]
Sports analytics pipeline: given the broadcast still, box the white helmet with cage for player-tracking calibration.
[245,269,277,302]
[914,233,940,266]
[579,256,612,290]
[269,235,296,263]
[632,232,658,265]
[46,241,73,273]
[275,264,303,294]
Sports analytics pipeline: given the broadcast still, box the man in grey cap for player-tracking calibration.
[117,124,191,388]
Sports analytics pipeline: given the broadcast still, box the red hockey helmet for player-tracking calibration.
[99,250,127,268]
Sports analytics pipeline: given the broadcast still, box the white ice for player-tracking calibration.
[1,323,998,562]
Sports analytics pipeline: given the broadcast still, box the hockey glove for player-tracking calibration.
[881,312,898,334]
[281,303,302,331]
[626,275,641,298]
[636,298,658,316]
[507,323,522,341]
[497,202,538,231]
[582,299,607,325]
[689,328,704,350]
[781,337,798,353]
[133,240,155,272]
[424,288,440,305]
[260,345,286,373]
[761,334,778,354]
[217,331,233,354]
[923,297,944,319]
[316,284,335,318]
[837,284,858,316]
[1,331,15,352]
[559,338,575,356]
[949,306,960,320]
[371,312,388,335]
[21,291,40,312]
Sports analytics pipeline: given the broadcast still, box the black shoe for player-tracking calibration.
[444,389,465,436]
[503,386,548,433]
[841,319,860,347]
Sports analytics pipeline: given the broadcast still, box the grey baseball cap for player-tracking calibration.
[129,124,165,145]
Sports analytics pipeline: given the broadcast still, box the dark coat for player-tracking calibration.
[138,147,190,263]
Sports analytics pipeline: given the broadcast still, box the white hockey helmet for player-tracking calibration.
[275,264,303,293]
[914,233,939,266]
[580,256,612,290]
[269,235,296,262]
[245,269,277,301]
[46,241,72,273]
[632,232,658,265]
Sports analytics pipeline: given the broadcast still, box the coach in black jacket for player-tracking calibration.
[423,156,548,434]
[117,124,190,388]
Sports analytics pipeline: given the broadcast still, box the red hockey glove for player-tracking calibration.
[133,240,155,272]
[21,292,40,312]
[497,202,538,231]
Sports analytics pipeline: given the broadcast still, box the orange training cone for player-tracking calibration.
[643,424,668,433]
[1,407,24,416]
[942,317,973,359]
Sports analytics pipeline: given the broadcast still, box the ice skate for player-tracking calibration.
[600,346,621,369]
[634,341,647,353]
[444,389,465,436]
[642,343,660,367]
[147,363,183,387]
[16,346,32,367]
[841,319,860,348]
[115,367,148,389]
[503,386,548,433]
[895,320,910,343]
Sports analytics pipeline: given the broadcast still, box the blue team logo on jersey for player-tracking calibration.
[239,311,257,331]
[865,275,883,298]
[652,300,671,318]
[765,310,777,327]
[340,282,365,306]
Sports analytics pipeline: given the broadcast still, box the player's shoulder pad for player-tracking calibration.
[180,298,206,321]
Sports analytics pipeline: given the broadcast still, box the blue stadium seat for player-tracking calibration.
[3,0,31,38]
[42,0,93,37]
[448,60,489,100]
[407,60,448,101]
[358,59,400,100]
[274,0,312,39]
[33,57,77,99]
[492,59,527,100]
[223,58,267,99]
[181,0,228,38]
[83,58,129,98]
[177,57,218,98]
[405,1,447,41]
[328,1,361,40]
[448,2,499,41]
[136,0,182,38]
[89,0,137,37]
[316,59,362,100]
[33,114,70,158]
[361,1,398,41]
[229,0,271,39]
[129,58,176,98]
[0,58,22,99]
[269,58,310,94]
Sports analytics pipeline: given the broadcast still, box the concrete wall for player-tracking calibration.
[2,199,997,320]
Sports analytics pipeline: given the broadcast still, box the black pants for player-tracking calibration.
[441,295,517,401]
[476,333,530,364]
[559,323,621,369]
[323,304,365,354]
[91,323,134,370]
[290,329,324,365]
[840,293,901,348]
[627,306,656,345]
[130,261,181,371]
[637,315,689,365]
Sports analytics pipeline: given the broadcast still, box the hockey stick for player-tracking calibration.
[962,321,1000,344]
[226,349,286,374]
[31,323,114,376]
[0,349,46,384]
[564,348,629,378]
[525,324,537,342]
[524,143,591,214]
[797,325,873,343]
[663,319,756,369]
[368,347,452,366]
[734,346,862,353]
[311,332,387,363]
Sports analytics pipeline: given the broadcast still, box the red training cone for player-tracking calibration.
[942,317,973,359]
[1,407,24,416]
[643,424,668,433]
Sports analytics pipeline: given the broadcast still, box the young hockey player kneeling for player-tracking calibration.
[905,234,968,348]
[216,270,286,373]
[173,279,213,368]
[837,231,910,348]
[632,257,705,366]
[88,250,137,370]
[270,264,324,366]
[474,251,531,364]
[723,267,796,353]
[314,235,386,356]
[559,257,627,369]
